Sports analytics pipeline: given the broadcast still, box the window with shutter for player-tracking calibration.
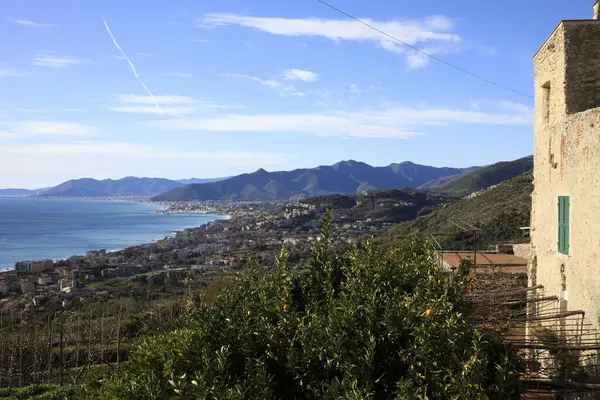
[558,196,570,255]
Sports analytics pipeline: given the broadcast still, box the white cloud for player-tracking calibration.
[31,57,81,68]
[282,69,317,82]
[108,106,199,116]
[0,68,28,77]
[0,142,284,188]
[164,72,193,78]
[219,73,305,97]
[146,102,533,139]
[1,142,283,162]
[6,18,55,27]
[149,113,412,138]
[498,100,532,113]
[220,73,280,87]
[405,45,463,69]
[108,94,241,115]
[347,84,376,95]
[116,94,201,105]
[15,108,88,113]
[201,13,460,68]
[0,121,95,139]
[405,52,429,69]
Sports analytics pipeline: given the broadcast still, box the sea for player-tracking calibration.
[0,198,224,270]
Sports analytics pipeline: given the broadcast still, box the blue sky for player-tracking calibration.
[0,0,592,188]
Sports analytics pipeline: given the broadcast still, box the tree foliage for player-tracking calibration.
[82,211,523,399]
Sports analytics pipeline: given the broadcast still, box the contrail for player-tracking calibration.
[101,16,161,111]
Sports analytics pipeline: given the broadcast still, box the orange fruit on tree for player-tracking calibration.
[466,284,473,293]
[425,309,433,317]
[247,311,253,317]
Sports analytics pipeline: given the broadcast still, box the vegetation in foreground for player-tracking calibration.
[5,212,522,399]
[0,385,75,399]
[62,211,520,399]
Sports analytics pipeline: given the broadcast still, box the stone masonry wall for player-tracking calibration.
[532,21,600,328]
[512,243,531,260]
[564,22,600,114]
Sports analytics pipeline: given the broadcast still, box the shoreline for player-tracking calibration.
[11,196,235,217]
[0,197,231,271]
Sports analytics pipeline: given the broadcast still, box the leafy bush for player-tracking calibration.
[0,384,75,400]
[82,211,523,399]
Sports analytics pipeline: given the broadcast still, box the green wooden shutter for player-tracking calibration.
[558,198,563,253]
[564,197,570,254]
[558,196,570,255]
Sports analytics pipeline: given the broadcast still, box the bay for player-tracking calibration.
[0,198,224,269]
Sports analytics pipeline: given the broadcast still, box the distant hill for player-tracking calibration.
[152,160,475,202]
[40,177,184,197]
[428,156,533,197]
[418,167,480,190]
[176,177,231,185]
[0,188,40,197]
[36,176,230,198]
[376,171,533,249]
[300,188,456,225]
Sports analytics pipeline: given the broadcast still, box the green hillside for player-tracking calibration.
[376,171,533,250]
[301,188,455,225]
[430,156,533,198]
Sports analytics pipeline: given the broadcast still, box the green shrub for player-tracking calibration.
[0,384,75,400]
[82,211,523,399]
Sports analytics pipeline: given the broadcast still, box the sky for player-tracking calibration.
[0,0,593,189]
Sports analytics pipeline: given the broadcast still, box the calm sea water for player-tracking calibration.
[0,198,224,269]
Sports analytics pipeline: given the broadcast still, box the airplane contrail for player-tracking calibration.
[101,16,161,111]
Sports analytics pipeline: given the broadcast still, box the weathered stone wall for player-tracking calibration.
[564,22,600,114]
[512,243,531,260]
[532,21,600,328]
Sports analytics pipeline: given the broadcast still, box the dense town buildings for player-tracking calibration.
[0,199,377,311]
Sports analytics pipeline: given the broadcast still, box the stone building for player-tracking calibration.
[530,2,600,326]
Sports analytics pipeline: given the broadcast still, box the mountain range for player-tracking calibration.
[152,160,478,202]
[0,156,533,200]
[0,177,229,198]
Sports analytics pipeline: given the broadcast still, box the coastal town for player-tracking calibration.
[0,197,395,314]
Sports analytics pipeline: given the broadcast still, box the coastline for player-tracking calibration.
[0,197,231,271]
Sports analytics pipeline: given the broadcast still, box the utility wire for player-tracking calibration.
[315,0,534,99]
[449,219,471,233]
[457,218,482,231]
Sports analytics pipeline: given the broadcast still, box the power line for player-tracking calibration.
[449,219,471,232]
[315,0,534,99]
[457,218,482,231]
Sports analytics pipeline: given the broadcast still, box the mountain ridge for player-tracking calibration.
[428,155,533,198]
[152,159,481,202]
[33,176,230,198]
